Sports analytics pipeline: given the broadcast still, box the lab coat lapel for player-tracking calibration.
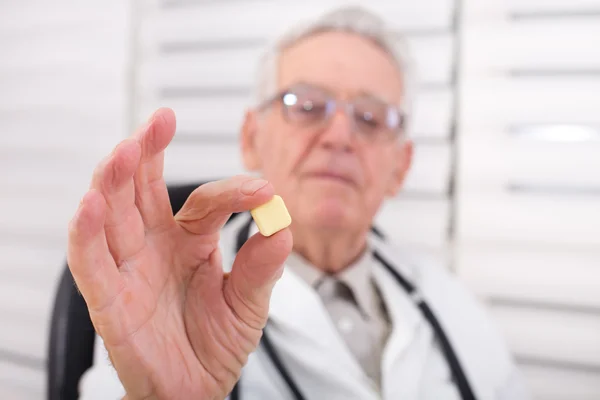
[268,264,367,379]
[372,246,428,398]
[243,222,378,396]
[243,222,348,369]
[222,220,378,398]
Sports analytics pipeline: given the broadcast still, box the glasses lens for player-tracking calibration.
[353,98,403,140]
[281,86,331,125]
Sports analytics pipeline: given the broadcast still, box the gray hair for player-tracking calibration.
[253,6,416,121]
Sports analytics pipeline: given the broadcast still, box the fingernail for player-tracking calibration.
[80,190,91,206]
[135,121,150,139]
[147,109,159,123]
[241,179,269,195]
[73,193,87,221]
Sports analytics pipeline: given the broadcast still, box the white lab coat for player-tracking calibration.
[79,215,530,400]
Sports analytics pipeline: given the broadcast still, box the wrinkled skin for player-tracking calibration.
[67,108,292,400]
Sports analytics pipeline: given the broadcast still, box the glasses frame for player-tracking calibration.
[257,83,407,142]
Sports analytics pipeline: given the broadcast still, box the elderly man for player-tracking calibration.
[68,6,529,400]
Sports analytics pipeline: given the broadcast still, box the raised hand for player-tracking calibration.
[67,108,292,400]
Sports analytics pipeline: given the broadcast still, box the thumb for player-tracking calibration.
[223,228,293,330]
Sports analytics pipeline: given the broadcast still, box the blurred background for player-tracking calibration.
[0,0,599,399]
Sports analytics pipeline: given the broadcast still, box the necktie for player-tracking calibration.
[315,276,384,388]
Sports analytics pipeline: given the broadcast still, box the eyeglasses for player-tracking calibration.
[258,83,406,142]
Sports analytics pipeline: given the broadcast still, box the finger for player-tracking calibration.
[90,137,145,265]
[67,189,124,315]
[223,228,293,329]
[133,107,177,231]
[174,175,274,236]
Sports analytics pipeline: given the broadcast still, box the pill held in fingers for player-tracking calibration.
[250,195,292,237]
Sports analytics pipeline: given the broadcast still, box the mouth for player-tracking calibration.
[304,171,356,187]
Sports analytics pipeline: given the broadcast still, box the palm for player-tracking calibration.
[68,108,292,400]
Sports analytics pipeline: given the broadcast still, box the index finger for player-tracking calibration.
[174,175,275,235]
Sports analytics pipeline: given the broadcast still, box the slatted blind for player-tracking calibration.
[3,0,598,399]
[0,1,131,398]
[456,0,600,398]
[136,0,458,261]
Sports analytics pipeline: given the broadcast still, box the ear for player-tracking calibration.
[386,139,413,197]
[240,109,262,171]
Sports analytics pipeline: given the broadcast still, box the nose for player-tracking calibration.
[318,106,356,152]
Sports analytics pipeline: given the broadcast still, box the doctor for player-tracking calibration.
[68,6,529,400]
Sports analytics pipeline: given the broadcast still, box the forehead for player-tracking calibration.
[277,31,403,105]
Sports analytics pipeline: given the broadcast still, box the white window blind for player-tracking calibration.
[0,1,132,397]
[456,0,600,398]
[136,0,458,259]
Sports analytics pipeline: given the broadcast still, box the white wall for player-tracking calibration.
[0,1,132,398]
[456,0,600,399]
[0,0,599,399]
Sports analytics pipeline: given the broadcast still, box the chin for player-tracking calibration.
[304,198,356,230]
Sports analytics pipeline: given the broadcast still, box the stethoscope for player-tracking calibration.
[229,216,477,400]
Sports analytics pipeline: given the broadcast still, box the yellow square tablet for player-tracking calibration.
[250,195,292,237]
